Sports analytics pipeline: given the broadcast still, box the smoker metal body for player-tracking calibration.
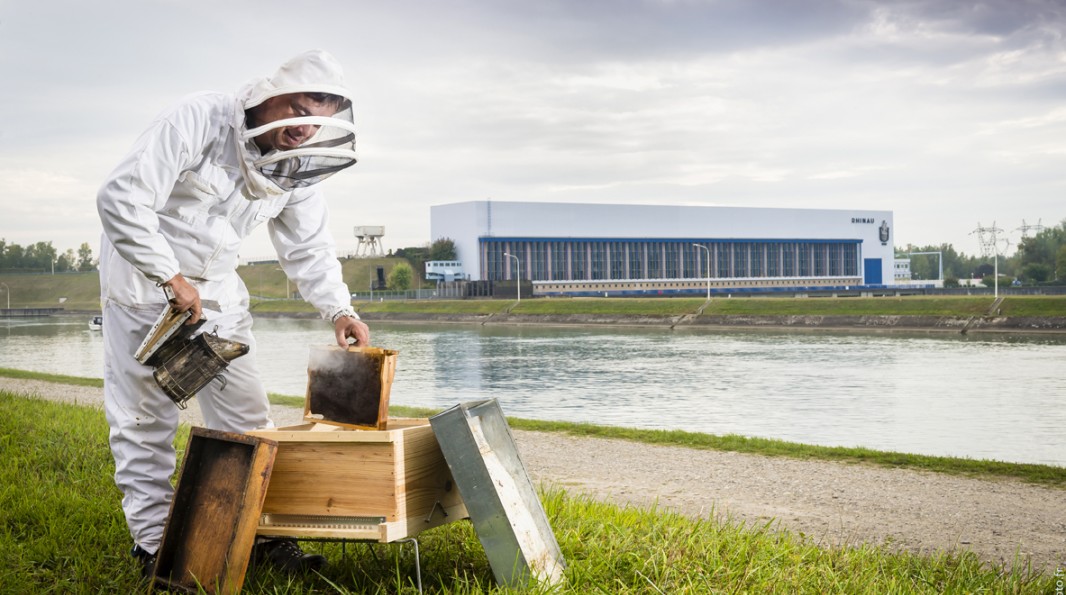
[134,304,248,409]
[153,332,247,409]
[429,399,566,588]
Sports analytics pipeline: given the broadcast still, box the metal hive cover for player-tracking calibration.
[429,399,566,588]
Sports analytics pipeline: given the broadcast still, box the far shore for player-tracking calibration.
[267,309,1066,335]
[25,307,1066,335]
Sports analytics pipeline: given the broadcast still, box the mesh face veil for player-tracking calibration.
[234,50,358,197]
[241,97,358,191]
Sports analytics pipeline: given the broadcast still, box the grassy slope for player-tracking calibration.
[0,393,1056,594]
[5,268,1066,318]
[0,272,102,311]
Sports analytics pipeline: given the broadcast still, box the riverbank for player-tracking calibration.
[3,268,1066,333]
[254,294,1066,333]
[3,375,1063,574]
[346,310,1066,334]
[20,306,1066,335]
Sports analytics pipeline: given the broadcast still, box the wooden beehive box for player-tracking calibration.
[153,427,278,594]
[305,346,398,430]
[246,418,467,543]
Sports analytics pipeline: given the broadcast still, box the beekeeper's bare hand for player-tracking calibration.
[334,316,370,348]
[163,273,202,325]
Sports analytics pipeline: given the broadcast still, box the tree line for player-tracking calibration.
[900,219,1066,285]
[0,237,460,286]
[387,237,458,290]
[5,227,1064,287]
[0,240,96,273]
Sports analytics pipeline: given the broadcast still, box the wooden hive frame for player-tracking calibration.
[304,346,398,430]
[153,428,278,594]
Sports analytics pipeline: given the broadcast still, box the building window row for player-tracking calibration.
[481,239,860,281]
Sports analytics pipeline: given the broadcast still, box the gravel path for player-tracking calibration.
[4,377,1063,573]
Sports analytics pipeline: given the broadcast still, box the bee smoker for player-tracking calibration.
[134,305,250,409]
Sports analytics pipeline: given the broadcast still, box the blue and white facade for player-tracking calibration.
[430,201,895,291]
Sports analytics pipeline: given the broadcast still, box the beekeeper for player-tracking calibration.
[96,49,369,576]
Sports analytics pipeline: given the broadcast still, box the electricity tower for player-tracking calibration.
[970,222,1003,259]
[1015,219,1044,238]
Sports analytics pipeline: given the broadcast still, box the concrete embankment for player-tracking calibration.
[687,314,1066,333]
[351,311,1066,333]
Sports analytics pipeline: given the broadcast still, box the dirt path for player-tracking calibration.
[4,377,1063,573]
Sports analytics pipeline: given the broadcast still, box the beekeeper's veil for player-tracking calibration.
[235,49,358,199]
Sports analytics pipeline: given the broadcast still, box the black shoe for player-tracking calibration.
[130,544,156,579]
[252,539,326,574]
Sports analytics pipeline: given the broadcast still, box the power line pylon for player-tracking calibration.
[970,222,1003,259]
[1015,218,1044,238]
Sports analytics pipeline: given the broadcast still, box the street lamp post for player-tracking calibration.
[503,252,521,303]
[993,250,998,299]
[692,244,710,301]
[993,243,1007,299]
[992,239,1011,299]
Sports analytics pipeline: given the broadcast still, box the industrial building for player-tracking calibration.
[429,201,895,296]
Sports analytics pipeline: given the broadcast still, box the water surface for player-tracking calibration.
[2,316,1063,466]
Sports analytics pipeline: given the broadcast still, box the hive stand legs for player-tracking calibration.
[288,537,423,594]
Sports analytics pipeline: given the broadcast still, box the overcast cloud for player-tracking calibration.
[1,0,1063,261]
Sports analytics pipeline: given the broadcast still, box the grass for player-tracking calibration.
[704,296,998,317]
[0,367,104,388]
[998,294,1066,317]
[509,297,705,316]
[6,268,1066,320]
[0,271,102,311]
[506,419,1066,488]
[4,367,1064,489]
[357,300,511,315]
[0,392,1057,594]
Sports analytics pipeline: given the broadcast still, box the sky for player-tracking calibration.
[1,0,1064,263]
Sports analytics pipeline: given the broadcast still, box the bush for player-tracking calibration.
[980,275,1014,288]
[1021,263,1052,284]
[386,262,413,290]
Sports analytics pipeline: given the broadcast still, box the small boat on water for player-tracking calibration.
[88,315,103,331]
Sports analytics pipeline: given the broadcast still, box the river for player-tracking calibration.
[1,316,1063,466]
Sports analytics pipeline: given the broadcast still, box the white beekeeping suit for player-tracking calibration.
[97,49,361,557]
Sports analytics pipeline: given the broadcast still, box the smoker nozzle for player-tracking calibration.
[203,334,251,362]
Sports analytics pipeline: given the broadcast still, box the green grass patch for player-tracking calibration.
[511,297,704,316]
[704,296,998,317]
[248,294,1066,319]
[507,419,1066,488]
[0,393,136,592]
[999,295,1066,317]
[6,267,1066,320]
[267,392,306,408]
[0,367,103,388]
[0,392,1056,593]
[249,299,319,314]
[0,272,102,311]
[356,300,511,315]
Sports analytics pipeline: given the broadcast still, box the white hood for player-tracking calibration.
[234,49,358,199]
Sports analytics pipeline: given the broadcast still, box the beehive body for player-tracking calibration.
[248,419,467,542]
